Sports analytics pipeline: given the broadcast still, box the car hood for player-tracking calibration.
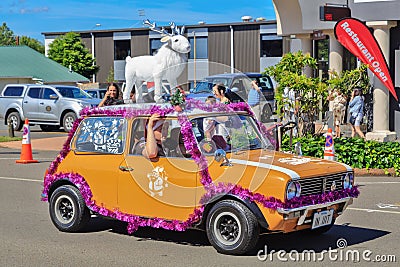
[226,149,351,181]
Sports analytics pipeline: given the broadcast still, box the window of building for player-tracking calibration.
[343,47,357,71]
[150,39,163,55]
[114,40,131,60]
[315,37,330,80]
[260,35,282,57]
[189,36,208,59]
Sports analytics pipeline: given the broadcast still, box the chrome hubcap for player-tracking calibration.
[213,212,241,245]
[54,196,74,223]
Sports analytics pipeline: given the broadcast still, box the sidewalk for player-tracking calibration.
[0,136,67,151]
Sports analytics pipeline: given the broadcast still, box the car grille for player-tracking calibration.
[298,173,345,196]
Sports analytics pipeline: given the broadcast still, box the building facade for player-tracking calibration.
[43,20,284,89]
[272,0,400,140]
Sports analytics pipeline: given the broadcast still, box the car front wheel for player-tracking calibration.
[62,112,77,132]
[49,185,90,232]
[206,200,259,255]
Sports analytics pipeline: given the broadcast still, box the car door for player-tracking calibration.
[22,86,41,119]
[37,87,60,121]
[119,117,199,221]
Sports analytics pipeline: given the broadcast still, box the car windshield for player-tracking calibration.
[191,114,272,153]
[56,87,93,99]
[193,81,213,93]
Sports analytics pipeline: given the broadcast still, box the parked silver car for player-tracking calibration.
[0,84,101,132]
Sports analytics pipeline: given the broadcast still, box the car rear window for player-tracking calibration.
[74,117,127,154]
[3,86,24,96]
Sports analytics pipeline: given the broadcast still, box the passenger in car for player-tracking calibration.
[142,113,167,159]
[99,83,124,107]
[212,84,231,104]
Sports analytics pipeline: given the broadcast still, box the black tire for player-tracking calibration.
[8,111,23,131]
[62,112,77,132]
[49,185,90,232]
[261,104,273,123]
[40,125,60,132]
[206,200,259,255]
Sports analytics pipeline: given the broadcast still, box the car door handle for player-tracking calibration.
[119,166,134,172]
[39,102,44,105]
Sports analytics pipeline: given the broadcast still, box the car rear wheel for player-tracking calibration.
[261,104,273,123]
[49,185,90,232]
[8,112,23,131]
[62,112,77,132]
[206,200,259,255]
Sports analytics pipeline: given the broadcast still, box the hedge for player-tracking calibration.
[280,135,400,175]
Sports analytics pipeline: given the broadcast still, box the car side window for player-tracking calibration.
[74,117,126,154]
[129,118,190,158]
[42,88,57,99]
[27,87,41,99]
[3,86,24,96]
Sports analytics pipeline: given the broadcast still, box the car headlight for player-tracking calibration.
[286,181,301,200]
[343,173,354,189]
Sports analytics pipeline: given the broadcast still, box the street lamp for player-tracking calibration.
[91,23,101,83]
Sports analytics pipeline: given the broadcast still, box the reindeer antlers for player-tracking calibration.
[143,19,185,36]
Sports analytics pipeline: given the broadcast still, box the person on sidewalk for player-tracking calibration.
[348,87,365,139]
[247,80,262,120]
[328,89,347,137]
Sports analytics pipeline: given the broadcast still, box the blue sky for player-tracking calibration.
[2,0,276,43]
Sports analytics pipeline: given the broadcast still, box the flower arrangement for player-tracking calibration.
[170,87,186,111]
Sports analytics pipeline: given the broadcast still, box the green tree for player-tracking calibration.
[327,64,370,97]
[19,35,45,54]
[0,22,16,45]
[264,51,327,136]
[106,67,116,83]
[48,32,99,79]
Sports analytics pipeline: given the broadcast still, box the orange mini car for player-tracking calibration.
[41,101,359,255]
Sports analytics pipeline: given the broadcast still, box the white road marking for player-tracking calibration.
[348,207,400,215]
[358,181,400,184]
[0,176,42,183]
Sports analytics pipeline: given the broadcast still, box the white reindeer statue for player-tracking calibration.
[123,19,191,103]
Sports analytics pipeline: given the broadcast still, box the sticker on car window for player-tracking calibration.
[75,117,126,154]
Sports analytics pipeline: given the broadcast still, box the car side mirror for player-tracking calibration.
[189,88,194,93]
[49,94,59,100]
[230,87,239,92]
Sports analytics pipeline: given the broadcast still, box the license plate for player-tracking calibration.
[311,209,334,229]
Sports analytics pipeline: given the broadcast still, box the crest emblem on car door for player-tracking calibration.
[147,166,169,196]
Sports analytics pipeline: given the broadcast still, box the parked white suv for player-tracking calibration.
[0,84,101,132]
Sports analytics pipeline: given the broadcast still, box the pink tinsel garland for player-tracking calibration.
[41,101,359,233]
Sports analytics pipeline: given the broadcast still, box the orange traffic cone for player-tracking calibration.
[324,128,335,161]
[16,119,39,164]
